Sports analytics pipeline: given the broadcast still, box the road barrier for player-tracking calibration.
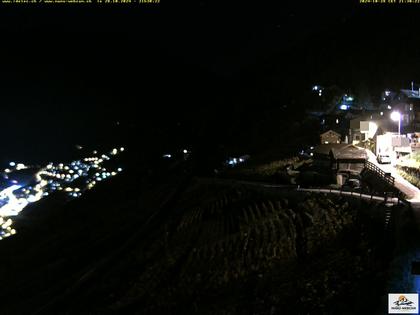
[364,160,395,186]
[296,186,402,205]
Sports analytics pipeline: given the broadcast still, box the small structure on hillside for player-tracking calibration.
[320,130,341,144]
[313,143,368,185]
[408,132,420,153]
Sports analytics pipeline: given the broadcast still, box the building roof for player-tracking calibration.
[400,89,420,99]
[320,129,341,137]
[314,144,367,160]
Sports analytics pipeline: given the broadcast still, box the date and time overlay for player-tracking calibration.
[1,0,420,5]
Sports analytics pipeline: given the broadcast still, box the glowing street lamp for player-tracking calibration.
[390,111,401,135]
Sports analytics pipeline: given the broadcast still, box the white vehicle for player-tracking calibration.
[377,154,391,164]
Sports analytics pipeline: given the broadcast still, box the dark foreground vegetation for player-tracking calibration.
[0,152,410,314]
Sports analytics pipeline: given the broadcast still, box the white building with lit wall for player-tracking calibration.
[376,132,411,158]
[349,118,378,144]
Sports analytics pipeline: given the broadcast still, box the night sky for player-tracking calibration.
[1,1,420,163]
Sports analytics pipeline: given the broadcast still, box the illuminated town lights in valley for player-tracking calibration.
[0,147,125,241]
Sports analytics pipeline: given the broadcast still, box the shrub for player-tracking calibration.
[396,165,420,188]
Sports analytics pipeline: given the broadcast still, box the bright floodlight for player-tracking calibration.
[390,111,401,122]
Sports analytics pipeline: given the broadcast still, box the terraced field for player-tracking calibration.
[0,169,398,315]
[84,179,391,315]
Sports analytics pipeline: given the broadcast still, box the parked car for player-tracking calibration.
[377,154,391,164]
[346,178,361,189]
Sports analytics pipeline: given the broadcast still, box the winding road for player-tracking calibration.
[366,149,420,208]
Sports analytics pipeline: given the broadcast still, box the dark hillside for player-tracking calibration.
[0,173,398,314]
